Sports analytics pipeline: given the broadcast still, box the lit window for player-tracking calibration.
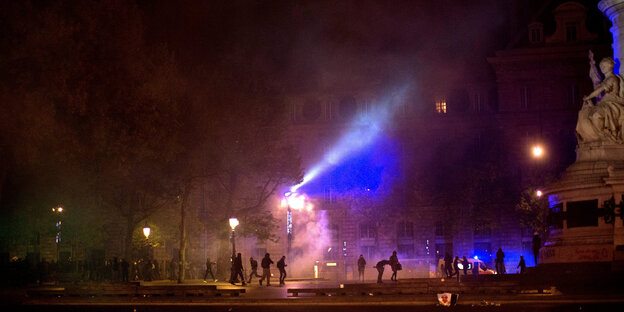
[435,100,447,114]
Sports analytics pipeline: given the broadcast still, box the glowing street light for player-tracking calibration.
[143,225,151,239]
[536,190,543,198]
[532,145,544,158]
[229,217,239,230]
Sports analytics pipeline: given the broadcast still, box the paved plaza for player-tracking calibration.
[3,277,624,311]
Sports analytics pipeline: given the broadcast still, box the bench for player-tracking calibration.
[287,288,350,297]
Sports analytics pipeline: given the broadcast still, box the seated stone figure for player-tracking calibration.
[576,57,624,144]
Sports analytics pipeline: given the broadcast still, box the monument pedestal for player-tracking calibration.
[542,143,624,269]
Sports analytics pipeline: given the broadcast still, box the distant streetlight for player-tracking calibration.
[143,225,151,239]
[536,190,543,198]
[532,145,544,158]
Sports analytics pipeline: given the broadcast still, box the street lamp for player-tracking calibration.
[532,145,544,158]
[143,224,151,239]
[229,217,239,257]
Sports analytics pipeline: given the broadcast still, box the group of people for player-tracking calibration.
[442,254,474,280]
[203,253,289,286]
[357,251,402,284]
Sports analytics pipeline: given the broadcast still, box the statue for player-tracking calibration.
[576,52,624,144]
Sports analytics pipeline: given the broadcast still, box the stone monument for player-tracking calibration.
[541,0,624,270]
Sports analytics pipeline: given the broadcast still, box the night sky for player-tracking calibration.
[138,0,512,95]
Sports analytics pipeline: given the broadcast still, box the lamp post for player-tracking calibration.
[282,192,307,271]
[52,206,63,262]
[229,217,239,258]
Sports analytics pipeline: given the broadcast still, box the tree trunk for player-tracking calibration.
[216,236,231,280]
[177,191,188,284]
[124,214,135,261]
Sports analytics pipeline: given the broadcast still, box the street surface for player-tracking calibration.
[3,278,624,311]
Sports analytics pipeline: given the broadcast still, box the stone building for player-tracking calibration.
[262,0,613,279]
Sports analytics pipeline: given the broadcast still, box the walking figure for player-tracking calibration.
[532,233,541,265]
[277,256,287,285]
[444,253,453,278]
[517,255,526,274]
[452,256,460,281]
[247,257,260,283]
[230,253,246,286]
[375,260,390,284]
[259,253,274,286]
[389,251,399,281]
[204,257,216,282]
[357,255,366,281]
[462,256,468,276]
[121,259,129,282]
[495,248,506,274]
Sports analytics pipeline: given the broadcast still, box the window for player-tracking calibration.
[397,221,414,238]
[435,221,448,237]
[473,93,483,112]
[359,223,377,239]
[435,99,447,114]
[339,96,357,119]
[528,22,543,44]
[329,224,339,241]
[548,202,564,230]
[302,100,322,122]
[473,224,492,238]
[520,87,530,109]
[567,199,598,228]
[566,22,577,41]
[398,244,415,258]
[530,28,542,43]
[360,246,375,260]
[324,187,333,204]
[435,243,452,257]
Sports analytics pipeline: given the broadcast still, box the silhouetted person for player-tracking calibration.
[144,260,153,281]
[277,256,287,285]
[532,233,541,265]
[154,261,162,280]
[496,248,505,274]
[444,253,453,278]
[231,253,245,286]
[248,257,260,283]
[204,257,216,282]
[462,256,468,276]
[112,257,119,282]
[389,251,399,281]
[357,255,366,281]
[472,261,479,276]
[376,260,390,283]
[260,253,273,286]
[452,256,460,281]
[517,255,526,274]
[121,259,129,282]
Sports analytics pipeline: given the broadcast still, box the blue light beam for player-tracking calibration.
[291,85,409,192]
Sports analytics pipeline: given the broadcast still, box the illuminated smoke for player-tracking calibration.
[282,198,330,278]
[291,85,409,192]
